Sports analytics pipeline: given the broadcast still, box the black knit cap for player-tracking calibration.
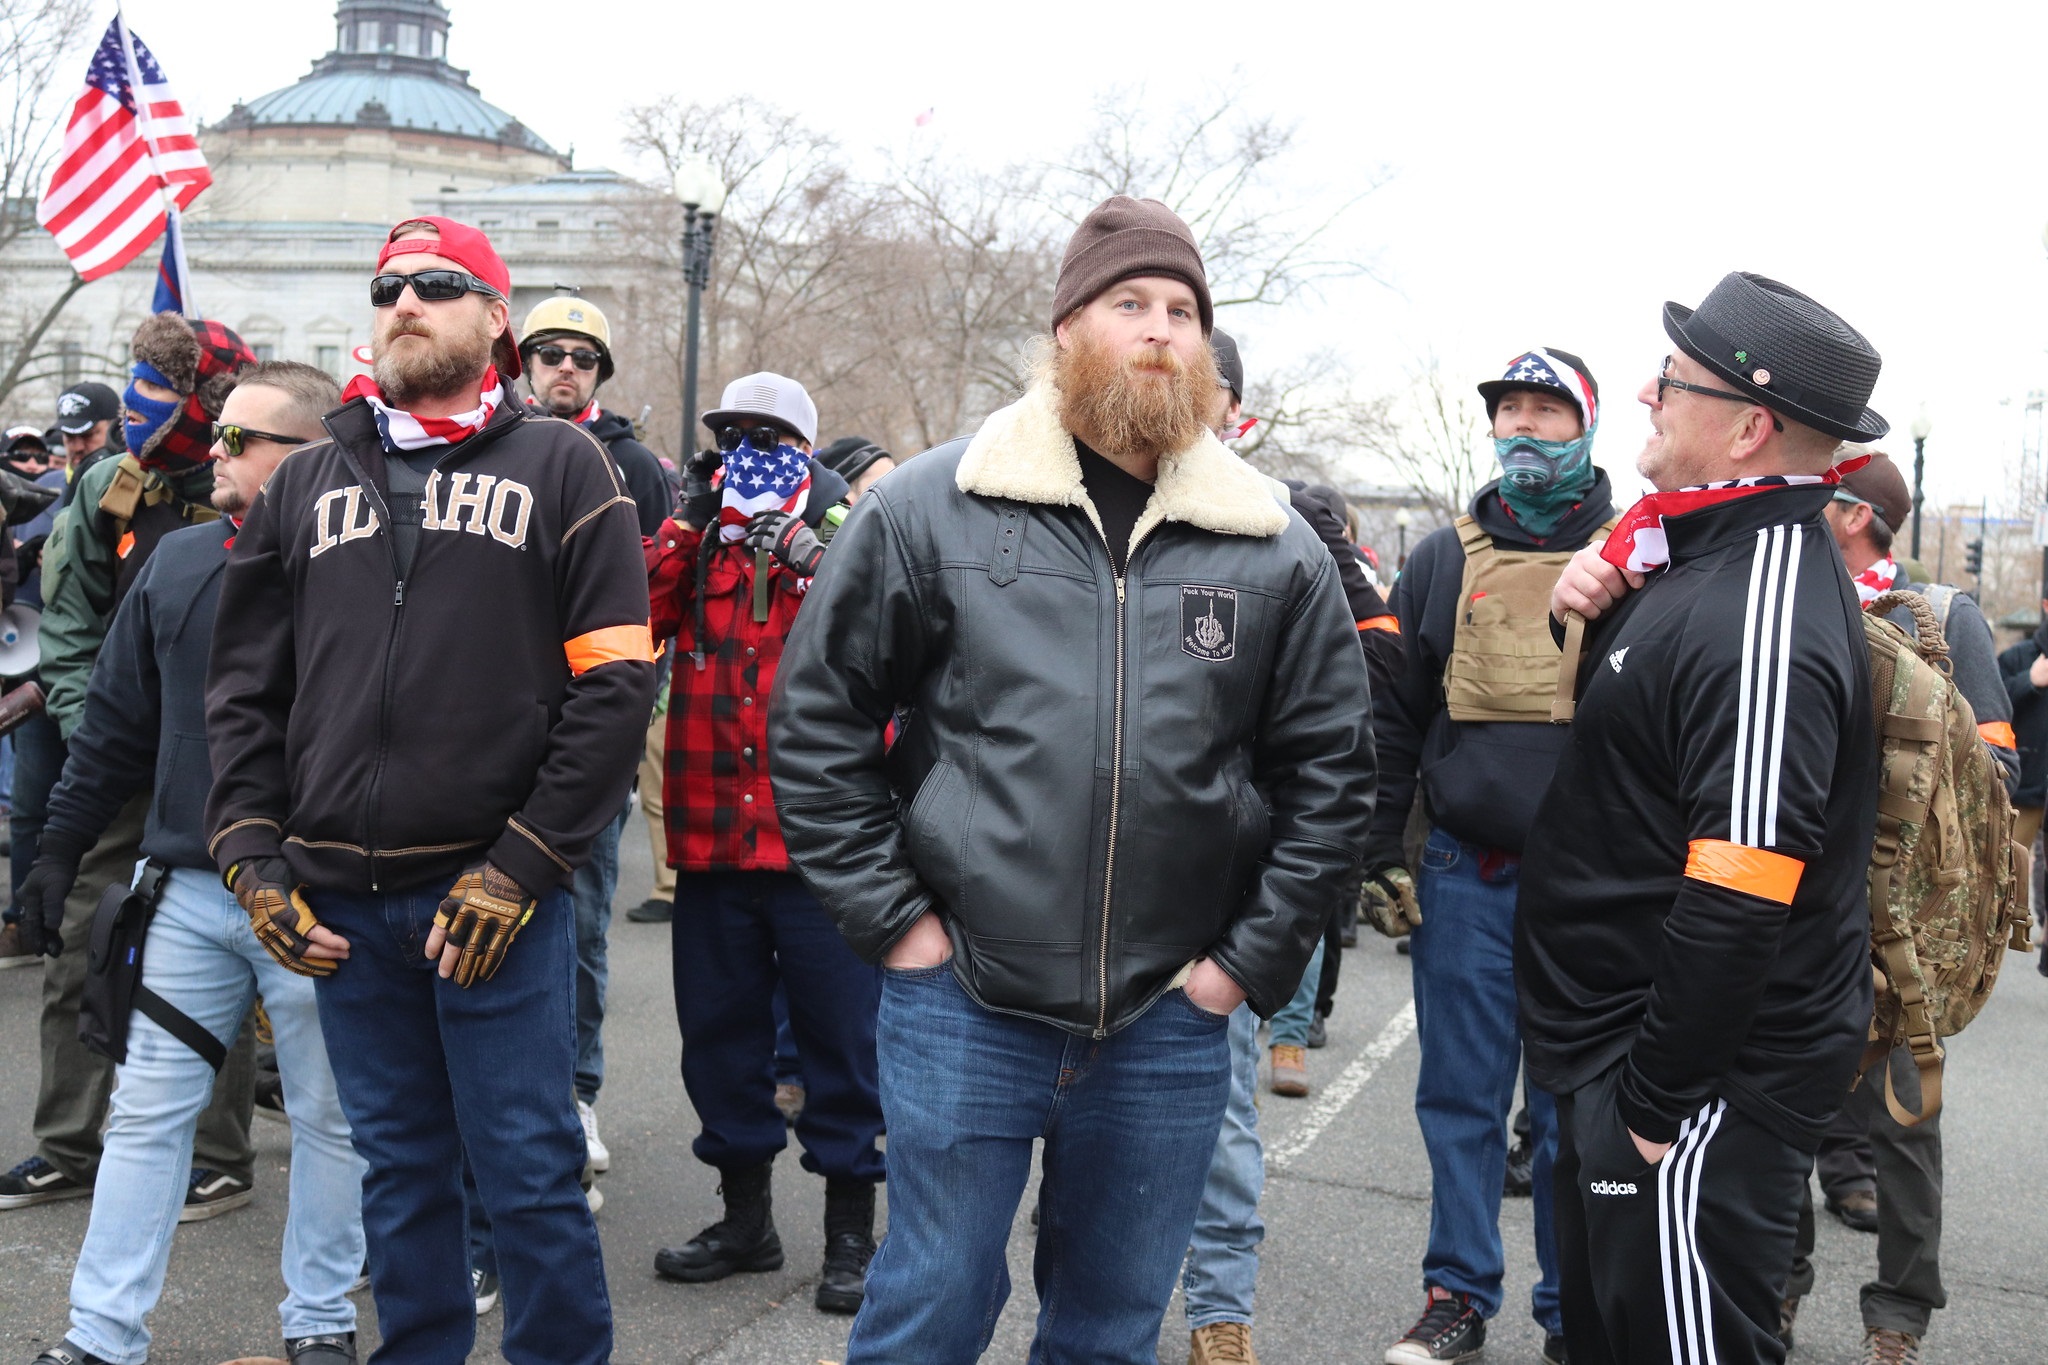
[816,436,891,485]
[1212,329,1245,399]
[1663,272,1887,441]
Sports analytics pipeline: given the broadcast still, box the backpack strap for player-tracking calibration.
[134,985,228,1072]
[1453,514,1491,556]
[1917,582,1959,637]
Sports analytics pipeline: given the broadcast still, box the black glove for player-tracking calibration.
[681,449,721,531]
[13,533,45,577]
[15,840,82,958]
[228,856,336,978]
[742,508,825,576]
[434,862,540,987]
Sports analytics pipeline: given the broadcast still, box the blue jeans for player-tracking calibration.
[572,802,628,1104]
[1183,1004,1264,1328]
[847,965,1231,1363]
[311,882,610,1365]
[1268,936,1327,1048]
[66,868,365,1365]
[1410,827,1560,1333]
[672,871,883,1180]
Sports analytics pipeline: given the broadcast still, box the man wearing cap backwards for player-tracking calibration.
[1366,347,1613,1364]
[1525,272,1888,1365]
[515,292,671,1181]
[2,315,264,1223]
[641,373,882,1316]
[1774,447,2015,1365]
[205,216,655,1364]
[769,195,1374,1360]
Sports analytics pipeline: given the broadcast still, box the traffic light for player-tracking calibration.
[1965,538,1984,578]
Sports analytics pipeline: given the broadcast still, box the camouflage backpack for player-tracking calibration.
[1861,589,2033,1125]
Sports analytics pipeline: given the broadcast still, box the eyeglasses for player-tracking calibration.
[369,269,504,308]
[212,422,316,458]
[532,344,601,371]
[1656,356,1785,433]
[714,424,792,454]
[1831,488,1885,519]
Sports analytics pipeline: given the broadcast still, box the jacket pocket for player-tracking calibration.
[903,758,967,908]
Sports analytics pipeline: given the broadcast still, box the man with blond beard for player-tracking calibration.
[206,217,655,1365]
[770,195,1376,1362]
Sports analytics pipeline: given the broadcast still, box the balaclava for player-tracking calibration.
[1477,348,1600,539]
[125,313,256,476]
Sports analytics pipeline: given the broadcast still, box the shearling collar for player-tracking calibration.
[956,381,1288,548]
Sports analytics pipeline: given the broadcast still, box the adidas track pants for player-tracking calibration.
[1553,1063,1810,1365]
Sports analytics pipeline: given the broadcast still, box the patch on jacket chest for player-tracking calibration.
[1181,584,1237,662]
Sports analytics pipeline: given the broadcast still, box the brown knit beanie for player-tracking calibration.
[1050,196,1213,334]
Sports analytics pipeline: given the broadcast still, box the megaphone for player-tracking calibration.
[0,603,41,678]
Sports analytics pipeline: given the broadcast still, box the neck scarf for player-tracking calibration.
[1600,453,1870,574]
[343,372,501,453]
[524,397,600,426]
[1853,555,1899,606]
[715,436,811,544]
[1494,429,1597,539]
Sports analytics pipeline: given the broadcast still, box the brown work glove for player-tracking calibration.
[1360,866,1423,939]
[434,862,539,988]
[229,857,335,978]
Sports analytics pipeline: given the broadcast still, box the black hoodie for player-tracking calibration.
[585,409,675,538]
[1366,471,1616,866]
[205,398,656,897]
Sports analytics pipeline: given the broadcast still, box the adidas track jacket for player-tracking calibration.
[1516,485,1876,1151]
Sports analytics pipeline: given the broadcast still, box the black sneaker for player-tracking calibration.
[1543,1331,1569,1365]
[30,1343,117,1365]
[473,1267,501,1315]
[1504,1135,1535,1198]
[286,1331,357,1362]
[0,1155,90,1209]
[1384,1287,1485,1363]
[1395,935,1412,956]
[1306,1013,1329,1049]
[180,1168,253,1222]
[626,897,673,924]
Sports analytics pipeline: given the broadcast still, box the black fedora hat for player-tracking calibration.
[1662,272,1887,442]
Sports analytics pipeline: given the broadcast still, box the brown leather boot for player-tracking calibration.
[1189,1320,1258,1364]
[1269,1044,1309,1097]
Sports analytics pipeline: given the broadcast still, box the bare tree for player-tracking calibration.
[0,0,94,410]
[1355,357,1493,523]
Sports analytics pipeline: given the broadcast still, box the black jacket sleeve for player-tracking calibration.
[485,449,657,894]
[608,435,677,539]
[1204,553,1378,1011]
[46,551,164,851]
[1364,528,1456,867]
[1618,570,1850,1142]
[205,482,297,872]
[769,489,937,961]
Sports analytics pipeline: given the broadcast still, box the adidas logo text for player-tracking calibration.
[1589,1180,1638,1196]
[1608,647,1630,673]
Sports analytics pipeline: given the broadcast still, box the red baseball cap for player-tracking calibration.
[378,216,519,381]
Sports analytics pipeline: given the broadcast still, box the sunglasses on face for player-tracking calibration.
[714,424,792,454]
[211,422,314,458]
[532,345,601,371]
[1656,356,1785,433]
[370,269,504,308]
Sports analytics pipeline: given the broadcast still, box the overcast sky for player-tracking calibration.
[128,0,2048,512]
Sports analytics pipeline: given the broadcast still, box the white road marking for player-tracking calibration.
[1266,998,1418,1170]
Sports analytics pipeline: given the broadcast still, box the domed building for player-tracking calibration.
[2,0,640,425]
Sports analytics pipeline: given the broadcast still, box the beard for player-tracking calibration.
[212,484,248,517]
[373,309,497,408]
[1052,325,1214,464]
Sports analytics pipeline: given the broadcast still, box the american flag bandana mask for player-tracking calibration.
[1600,452,1871,574]
[343,372,502,452]
[716,439,812,544]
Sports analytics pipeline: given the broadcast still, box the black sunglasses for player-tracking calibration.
[1656,356,1785,433]
[714,424,792,454]
[532,344,601,371]
[370,269,504,308]
[212,422,316,458]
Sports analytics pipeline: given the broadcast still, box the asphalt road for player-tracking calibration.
[2,818,2044,1364]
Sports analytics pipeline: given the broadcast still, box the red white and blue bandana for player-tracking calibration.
[1498,349,1598,429]
[343,371,501,452]
[715,442,811,545]
[1601,453,1871,575]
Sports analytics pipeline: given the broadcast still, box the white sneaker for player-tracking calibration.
[577,1099,610,1173]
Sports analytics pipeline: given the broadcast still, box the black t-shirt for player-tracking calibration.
[1076,442,1153,576]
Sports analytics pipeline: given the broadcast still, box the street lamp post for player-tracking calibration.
[673,153,727,453]
[1909,406,1932,560]
[1395,506,1412,570]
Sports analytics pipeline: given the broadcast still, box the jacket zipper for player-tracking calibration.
[1091,516,1153,1039]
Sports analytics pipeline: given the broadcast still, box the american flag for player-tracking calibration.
[716,444,812,544]
[37,19,210,282]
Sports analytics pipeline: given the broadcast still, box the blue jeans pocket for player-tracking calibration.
[882,959,953,982]
[1168,988,1231,1027]
[1420,834,1460,873]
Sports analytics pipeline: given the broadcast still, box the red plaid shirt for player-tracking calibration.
[647,519,808,872]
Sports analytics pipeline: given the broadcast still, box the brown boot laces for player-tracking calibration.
[1864,1329,1921,1365]
[1193,1320,1255,1364]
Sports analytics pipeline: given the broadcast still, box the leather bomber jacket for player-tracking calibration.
[768,384,1377,1036]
